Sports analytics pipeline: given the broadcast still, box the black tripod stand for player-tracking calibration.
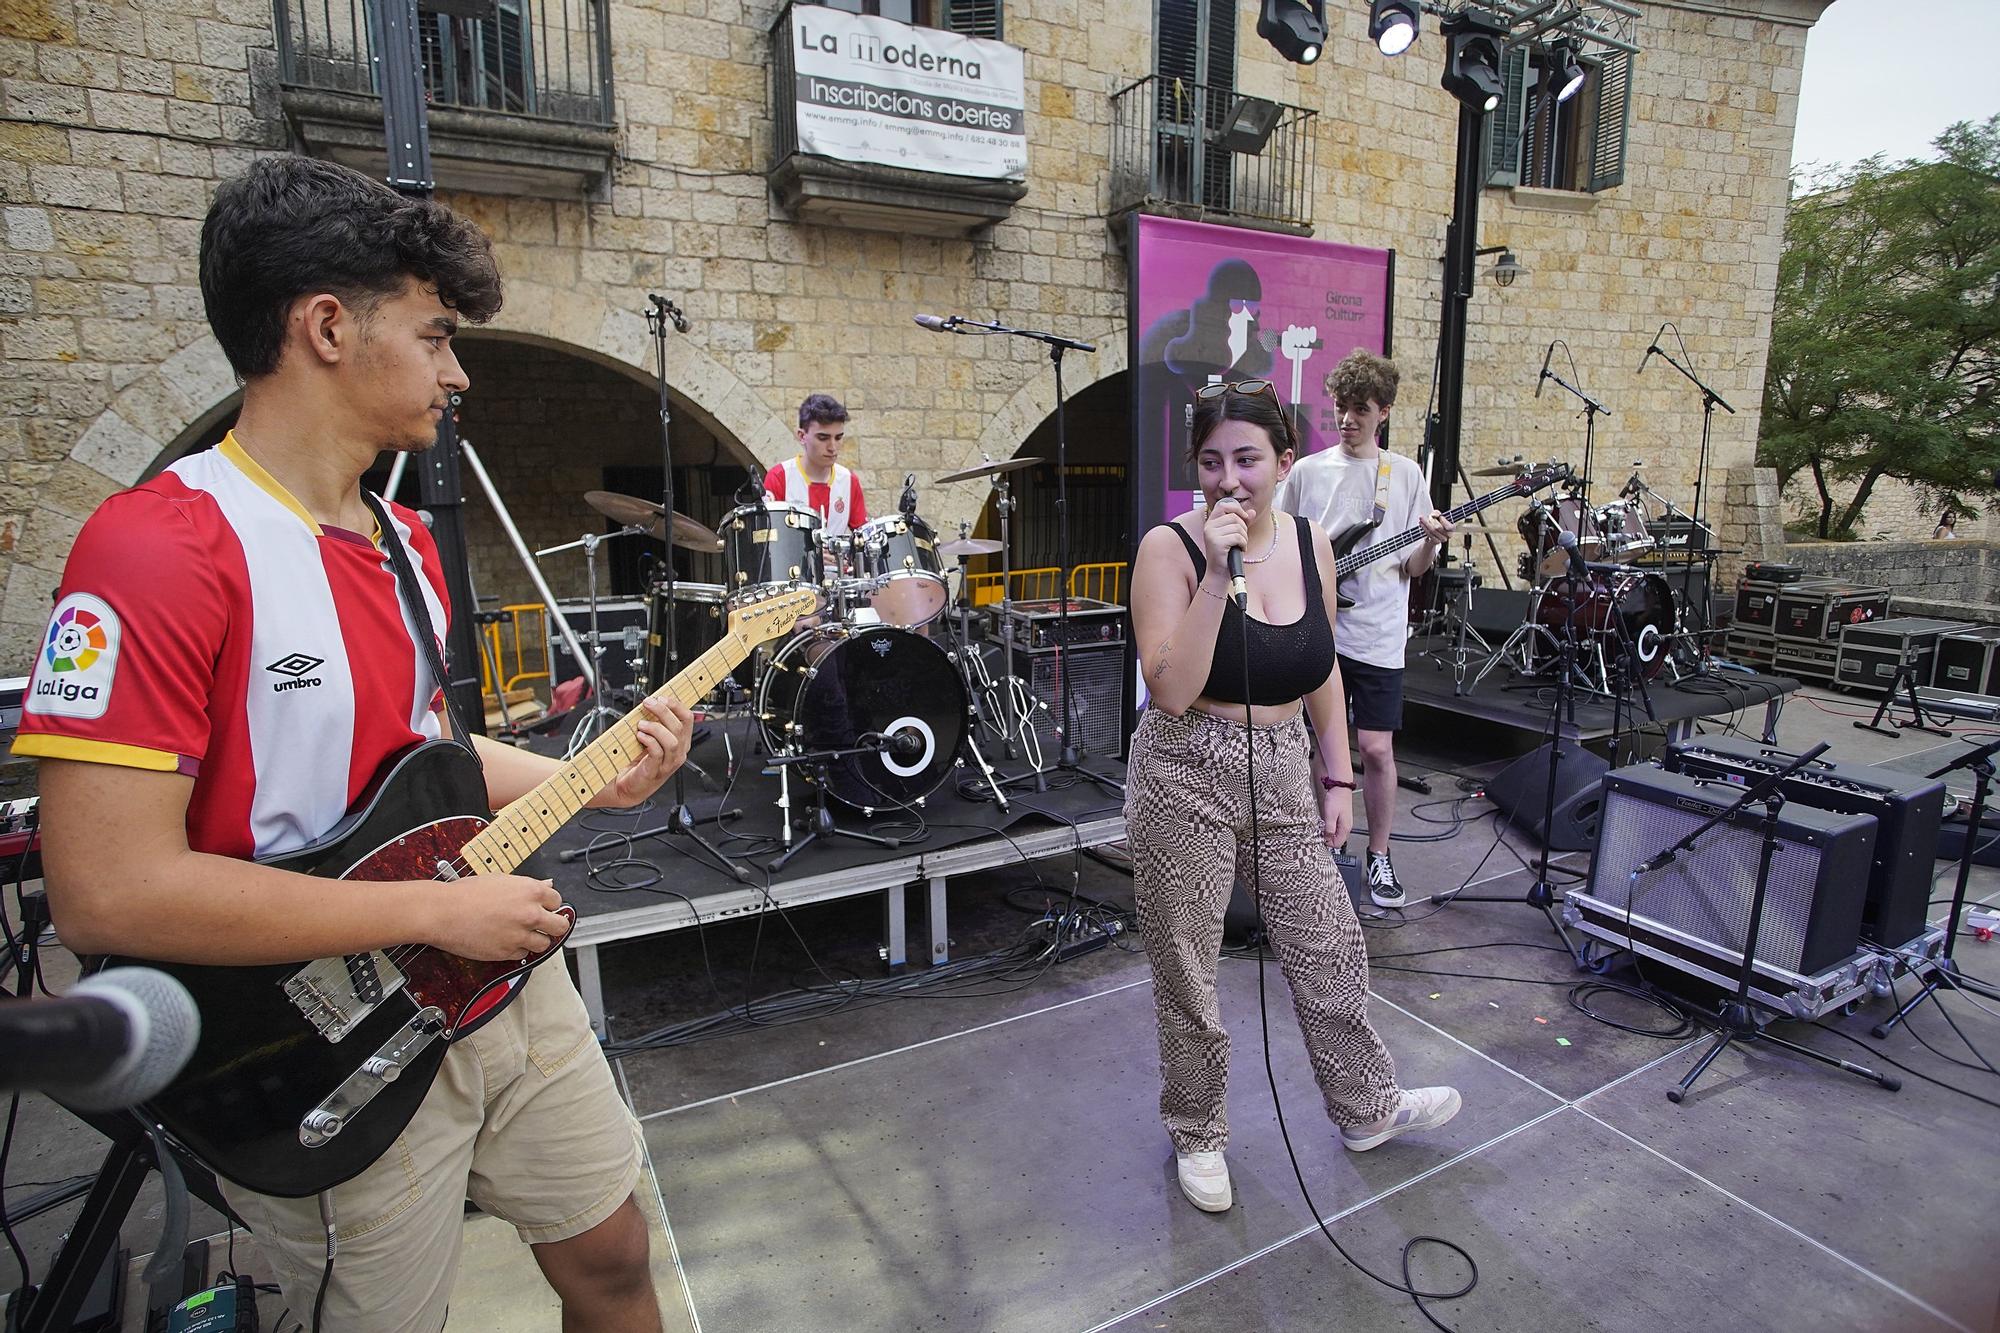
[766,746,907,872]
[644,293,748,881]
[1873,735,2000,1037]
[1623,740,1900,1102]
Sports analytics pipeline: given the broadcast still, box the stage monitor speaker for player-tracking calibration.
[1486,742,1609,851]
[1663,735,1943,949]
[1581,765,1875,976]
[1017,641,1125,761]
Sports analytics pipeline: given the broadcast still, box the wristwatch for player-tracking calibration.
[1320,776,1357,791]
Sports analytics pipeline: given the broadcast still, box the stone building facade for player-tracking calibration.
[1,0,1831,675]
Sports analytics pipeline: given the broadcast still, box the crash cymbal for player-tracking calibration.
[1470,461,1531,477]
[582,490,723,552]
[938,536,1006,560]
[936,456,1043,484]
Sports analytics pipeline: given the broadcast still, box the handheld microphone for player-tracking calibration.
[1637,344,1658,374]
[0,968,200,1111]
[1226,547,1247,608]
[1535,340,1554,398]
[900,472,919,517]
[1555,529,1588,582]
[913,314,964,333]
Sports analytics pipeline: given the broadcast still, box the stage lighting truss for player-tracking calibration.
[1399,0,1641,108]
[1257,0,1328,66]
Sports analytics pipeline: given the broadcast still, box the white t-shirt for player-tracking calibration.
[1277,447,1427,669]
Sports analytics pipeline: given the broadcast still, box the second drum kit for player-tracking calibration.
[563,457,1046,827]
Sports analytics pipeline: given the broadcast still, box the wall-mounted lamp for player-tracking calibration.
[1477,244,1527,287]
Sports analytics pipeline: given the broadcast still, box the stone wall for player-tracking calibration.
[1778,473,1999,544]
[0,0,1832,671]
[1782,539,1999,625]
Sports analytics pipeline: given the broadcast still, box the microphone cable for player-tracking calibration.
[1231,555,1479,1332]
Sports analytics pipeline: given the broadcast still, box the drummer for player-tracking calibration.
[764,393,869,539]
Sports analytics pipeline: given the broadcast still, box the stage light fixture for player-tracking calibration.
[1440,8,1507,113]
[1220,96,1285,155]
[1548,40,1586,103]
[1258,0,1328,65]
[1369,0,1419,57]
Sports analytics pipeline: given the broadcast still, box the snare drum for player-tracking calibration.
[720,501,824,610]
[855,514,948,627]
[1595,499,1655,559]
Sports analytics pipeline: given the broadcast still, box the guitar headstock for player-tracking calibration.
[725,587,816,648]
[1513,462,1572,494]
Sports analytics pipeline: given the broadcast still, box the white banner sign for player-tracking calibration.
[790,8,1027,182]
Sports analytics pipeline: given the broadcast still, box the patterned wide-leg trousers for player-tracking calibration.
[1125,706,1400,1154]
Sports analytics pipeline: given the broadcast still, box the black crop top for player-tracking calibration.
[1168,514,1337,706]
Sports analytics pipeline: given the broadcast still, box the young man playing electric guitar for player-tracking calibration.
[15,156,694,1332]
[1276,350,1453,908]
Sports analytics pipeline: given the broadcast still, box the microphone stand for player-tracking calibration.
[1645,332,1733,657]
[645,295,748,882]
[1872,736,2000,1035]
[1540,363,1610,546]
[1615,742,1900,1102]
[941,317,1123,798]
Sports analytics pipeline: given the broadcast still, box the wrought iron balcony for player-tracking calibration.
[1109,76,1317,235]
[275,0,616,198]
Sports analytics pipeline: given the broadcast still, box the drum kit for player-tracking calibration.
[543,457,1051,858]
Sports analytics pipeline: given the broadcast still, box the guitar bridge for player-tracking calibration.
[298,1006,446,1148]
[284,951,408,1043]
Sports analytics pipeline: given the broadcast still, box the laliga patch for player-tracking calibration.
[27,593,120,720]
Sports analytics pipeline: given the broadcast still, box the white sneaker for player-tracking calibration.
[1367,850,1406,909]
[1175,1150,1233,1212]
[1340,1087,1462,1152]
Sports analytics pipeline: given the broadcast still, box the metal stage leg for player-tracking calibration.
[573,943,607,1039]
[924,875,950,965]
[882,884,909,969]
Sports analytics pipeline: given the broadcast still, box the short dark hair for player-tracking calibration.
[1329,349,1399,410]
[1188,383,1296,464]
[798,393,849,431]
[199,155,503,379]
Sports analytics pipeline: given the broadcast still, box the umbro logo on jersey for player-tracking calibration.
[267,653,326,692]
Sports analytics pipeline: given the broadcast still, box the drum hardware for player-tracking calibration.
[765,746,910,873]
[1411,535,1495,697]
[535,523,650,756]
[1469,456,1530,477]
[940,462,1030,765]
[934,455,1043,484]
[942,523,1033,800]
[1637,321,1733,681]
[581,489,724,553]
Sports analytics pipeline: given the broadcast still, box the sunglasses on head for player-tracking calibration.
[1193,380,1295,451]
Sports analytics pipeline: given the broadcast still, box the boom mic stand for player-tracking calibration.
[1872,736,2000,1036]
[766,745,908,872]
[1539,349,1611,543]
[1640,324,1732,657]
[1620,741,1900,1102]
[645,293,749,882]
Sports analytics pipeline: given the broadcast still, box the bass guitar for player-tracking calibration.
[1331,462,1569,609]
[98,586,814,1198]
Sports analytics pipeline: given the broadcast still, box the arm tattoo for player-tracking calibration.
[1151,639,1172,681]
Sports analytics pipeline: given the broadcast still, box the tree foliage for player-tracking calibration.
[1759,117,2000,538]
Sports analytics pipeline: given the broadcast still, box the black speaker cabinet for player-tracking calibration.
[1580,765,1875,976]
[1664,735,1944,949]
[1486,742,1610,852]
[1016,641,1125,761]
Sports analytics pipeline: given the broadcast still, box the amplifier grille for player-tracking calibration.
[1019,643,1124,761]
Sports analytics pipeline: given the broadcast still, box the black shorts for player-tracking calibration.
[1338,654,1404,732]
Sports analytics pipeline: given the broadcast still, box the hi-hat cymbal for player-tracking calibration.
[938,536,1005,560]
[936,456,1043,484]
[582,490,724,552]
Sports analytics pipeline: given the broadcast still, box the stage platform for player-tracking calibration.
[527,721,1128,1034]
[1401,631,1800,746]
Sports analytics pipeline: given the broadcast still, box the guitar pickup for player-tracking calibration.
[299,1006,446,1148]
[284,951,408,1043]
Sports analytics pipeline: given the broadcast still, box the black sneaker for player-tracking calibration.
[1367,851,1405,909]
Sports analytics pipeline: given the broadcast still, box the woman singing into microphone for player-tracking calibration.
[1125,380,1461,1214]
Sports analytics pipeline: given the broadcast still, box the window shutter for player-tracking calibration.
[1480,45,1529,188]
[1585,49,1631,193]
[942,0,1002,39]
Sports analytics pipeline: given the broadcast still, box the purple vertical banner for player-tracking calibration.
[1128,217,1394,538]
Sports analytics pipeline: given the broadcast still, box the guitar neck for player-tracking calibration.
[458,635,749,875]
[1336,485,1538,577]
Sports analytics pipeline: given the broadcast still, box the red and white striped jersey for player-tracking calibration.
[13,433,451,862]
[763,456,866,536]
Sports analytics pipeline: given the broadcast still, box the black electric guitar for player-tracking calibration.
[96,587,814,1198]
[1330,462,1569,609]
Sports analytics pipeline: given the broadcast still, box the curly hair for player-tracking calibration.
[1328,349,1400,410]
[1187,383,1296,464]
[199,155,503,379]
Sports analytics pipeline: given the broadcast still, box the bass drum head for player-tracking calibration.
[758,627,968,809]
[1615,572,1676,679]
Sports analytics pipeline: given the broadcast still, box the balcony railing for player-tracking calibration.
[1109,75,1317,234]
[275,0,616,196]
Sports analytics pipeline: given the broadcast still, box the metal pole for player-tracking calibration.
[1431,101,1488,515]
[459,441,597,689]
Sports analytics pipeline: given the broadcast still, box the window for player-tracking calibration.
[418,0,534,115]
[813,0,1003,37]
[1154,0,1237,211]
[1484,45,1631,193]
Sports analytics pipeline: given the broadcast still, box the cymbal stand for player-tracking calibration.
[1445,534,1493,695]
[990,470,1024,759]
[1642,324,1734,651]
[535,524,645,754]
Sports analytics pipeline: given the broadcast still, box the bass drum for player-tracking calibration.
[758,627,969,809]
[1532,571,1677,679]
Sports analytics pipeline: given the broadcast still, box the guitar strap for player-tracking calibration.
[1369,453,1394,527]
[362,490,483,772]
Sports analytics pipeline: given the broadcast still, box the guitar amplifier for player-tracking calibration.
[1935,626,2000,695]
[1012,639,1125,761]
[1773,580,1890,643]
[1574,765,1875,978]
[1663,736,1943,950]
[991,598,1127,650]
